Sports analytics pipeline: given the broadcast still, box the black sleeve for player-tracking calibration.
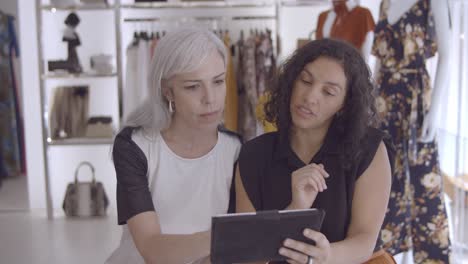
[356,128,396,180]
[237,135,275,211]
[113,127,155,225]
[227,161,238,214]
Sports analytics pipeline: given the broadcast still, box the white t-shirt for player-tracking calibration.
[106,127,241,264]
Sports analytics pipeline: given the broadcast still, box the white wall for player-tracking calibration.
[18,0,46,209]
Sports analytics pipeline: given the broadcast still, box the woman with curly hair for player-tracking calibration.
[235,39,396,264]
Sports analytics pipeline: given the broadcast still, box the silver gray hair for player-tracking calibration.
[124,27,228,134]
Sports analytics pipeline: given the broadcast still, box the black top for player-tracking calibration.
[113,126,241,225]
[238,126,395,251]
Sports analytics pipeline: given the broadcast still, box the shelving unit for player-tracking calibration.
[36,0,121,219]
[41,4,114,11]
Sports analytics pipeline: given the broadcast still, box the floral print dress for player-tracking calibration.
[372,0,451,262]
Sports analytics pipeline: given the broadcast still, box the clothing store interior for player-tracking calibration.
[0,0,467,263]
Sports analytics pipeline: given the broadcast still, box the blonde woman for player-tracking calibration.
[106,28,241,264]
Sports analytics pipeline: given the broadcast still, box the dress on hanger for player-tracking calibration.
[0,13,23,177]
[372,0,450,262]
[123,39,150,122]
[316,1,375,50]
[238,33,258,141]
[223,32,239,132]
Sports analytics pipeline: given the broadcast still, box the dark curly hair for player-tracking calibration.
[265,38,378,169]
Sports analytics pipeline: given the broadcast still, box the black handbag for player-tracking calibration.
[62,161,109,217]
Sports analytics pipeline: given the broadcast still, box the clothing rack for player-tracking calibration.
[123,15,277,23]
[120,1,275,9]
[121,12,279,54]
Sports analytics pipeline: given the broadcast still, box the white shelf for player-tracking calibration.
[42,72,118,79]
[41,4,115,11]
[47,137,114,146]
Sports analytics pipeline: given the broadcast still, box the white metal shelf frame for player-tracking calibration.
[36,0,122,219]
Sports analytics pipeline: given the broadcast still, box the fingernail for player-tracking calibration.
[279,248,286,254]
[284,239,291,246]
[304,229,310,235]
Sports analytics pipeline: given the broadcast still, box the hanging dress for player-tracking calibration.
[372,0,451,262]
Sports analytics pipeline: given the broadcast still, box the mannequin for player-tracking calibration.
[372,0,451,263]
[316,0,375,62]
[47,12,83,73]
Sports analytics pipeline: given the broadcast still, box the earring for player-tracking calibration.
[169,101,175,113]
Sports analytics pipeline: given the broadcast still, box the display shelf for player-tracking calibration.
[47,137,114,146]
[41,4,114,11]
[42,72,118,79]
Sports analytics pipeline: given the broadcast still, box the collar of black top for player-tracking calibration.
[273,122,342,162]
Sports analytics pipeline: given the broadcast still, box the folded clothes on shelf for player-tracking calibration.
[90,54,114,75]
[85,116,114,138]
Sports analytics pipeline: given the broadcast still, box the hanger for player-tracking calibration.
[131,31,139,46]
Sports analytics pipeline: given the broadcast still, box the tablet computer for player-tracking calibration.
[210,208,325,264]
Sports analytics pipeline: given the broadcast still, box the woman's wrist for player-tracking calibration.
[287,201,304,210]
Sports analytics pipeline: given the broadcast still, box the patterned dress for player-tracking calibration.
[0,13,22,178]
[372,0,451,262]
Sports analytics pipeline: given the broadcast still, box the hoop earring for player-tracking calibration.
[169,101,175,113]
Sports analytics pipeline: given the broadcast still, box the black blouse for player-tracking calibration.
[238,125,395,251]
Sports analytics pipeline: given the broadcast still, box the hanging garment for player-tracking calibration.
[254,31,277,134]
[372,0,450,262]
[264,30,276,93]
[123,39,150,122]
[7,15,24,174]
[255,93,276,133]
[255,33,267,97]
[223,32,238,132]
[0,13,22,177]
[238,34,258,141]
[255,32,275,97]
[316,0,375,50]
[149,36,158,60]
[123,44,138,122]
[49,86,89,139]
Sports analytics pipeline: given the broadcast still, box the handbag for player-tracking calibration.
[62,161,109,217]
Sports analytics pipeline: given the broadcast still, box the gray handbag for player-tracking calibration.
[62,162,109,217]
